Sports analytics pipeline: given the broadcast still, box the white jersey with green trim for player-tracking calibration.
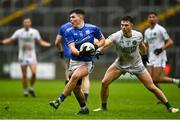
[144,24,169,61]
[11,28,41,62]
[108,30,143,68]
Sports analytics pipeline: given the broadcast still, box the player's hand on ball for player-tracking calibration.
[79,46,94,56]
[94,44,99,50]
[154,48,163,55]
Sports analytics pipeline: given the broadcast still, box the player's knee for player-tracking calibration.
[102,80,109,88]
[152,76,161,82]
[73,86,81,94]
[71,74,80,82]
[31,72,36,78]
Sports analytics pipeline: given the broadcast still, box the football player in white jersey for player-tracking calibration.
[144,12,180,91]
[93,16,179,113]
[0,18,51,97]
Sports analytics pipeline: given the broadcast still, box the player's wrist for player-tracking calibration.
[94,44,99,50]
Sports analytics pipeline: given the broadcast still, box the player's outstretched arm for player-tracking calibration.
[98,39,113,52]
[0,38,14,45]
[37,39,51,48]
[95,37,105,49]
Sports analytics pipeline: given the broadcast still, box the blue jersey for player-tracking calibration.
[64,23,104,61]
[58,22,72,58]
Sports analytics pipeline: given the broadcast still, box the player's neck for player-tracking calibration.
[76,22,85,29]
[150,23,156,29]
[123,31,132,38]
[24,27,30,31]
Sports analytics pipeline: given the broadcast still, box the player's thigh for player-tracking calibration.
[136,69,154,88]
[29,64,37,74]
[71,65,89,80]
[102,64,122,85]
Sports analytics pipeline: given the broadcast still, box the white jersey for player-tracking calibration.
[11,28,41,63]
[108,30,143,68]
[144,24,169,61]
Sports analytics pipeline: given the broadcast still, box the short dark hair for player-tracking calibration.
[148,12,158,16]
[121,16,134,24]
[69,8,85,16]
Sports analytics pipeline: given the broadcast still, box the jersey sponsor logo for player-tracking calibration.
[75,35,91,44]
[85,30,90,35]
[119,46,137,54]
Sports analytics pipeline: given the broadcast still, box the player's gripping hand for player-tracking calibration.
[94,44,99,50]
[79,46,94,56]
[154,48,163,55]
[94,50,104,59]
[141,54,149,66]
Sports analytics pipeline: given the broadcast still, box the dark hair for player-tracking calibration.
[148,12,158,16]
[69,8,85,16]
[121,16,134,24]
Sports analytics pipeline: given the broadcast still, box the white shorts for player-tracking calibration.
[147,58,166,68]
[19,58,37,65]
[113,60,146,75]
[68,60,94,76]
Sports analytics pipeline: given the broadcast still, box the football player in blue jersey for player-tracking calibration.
[55,22,90,101]
[50,9,105,114]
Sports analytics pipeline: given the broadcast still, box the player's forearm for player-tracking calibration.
[38,39,51,47]
[96,38,105,48]
[139,42,147,55]
[69,43,80,56]
[1,38,13,44]
[162,38,174,50]
[70,47,80,56]
[98,39,112,51]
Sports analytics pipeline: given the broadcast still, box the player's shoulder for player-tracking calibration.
[132,30,143,37]
[85,23,98,29]
[144,27,150,33]
[61,22,72,29]
[108,30,122,38]
[29,28,39,33]
[155,24,167,31]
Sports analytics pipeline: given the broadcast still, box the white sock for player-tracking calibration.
[24,89,28,94]
[29,86,34,91]
[173,78,179,85]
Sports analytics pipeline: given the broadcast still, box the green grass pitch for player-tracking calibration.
[0,79,180,119]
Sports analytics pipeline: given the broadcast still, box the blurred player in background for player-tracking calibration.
[144,12,180,90]
[50,8,105,114]
[55,22,90,101]
[93,16,179,113]
[0,18,51,97]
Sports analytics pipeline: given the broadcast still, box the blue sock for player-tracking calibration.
[84,93,88,102]
[102,103,107,109]
[80,102,86,108]
[59,94,66,102]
